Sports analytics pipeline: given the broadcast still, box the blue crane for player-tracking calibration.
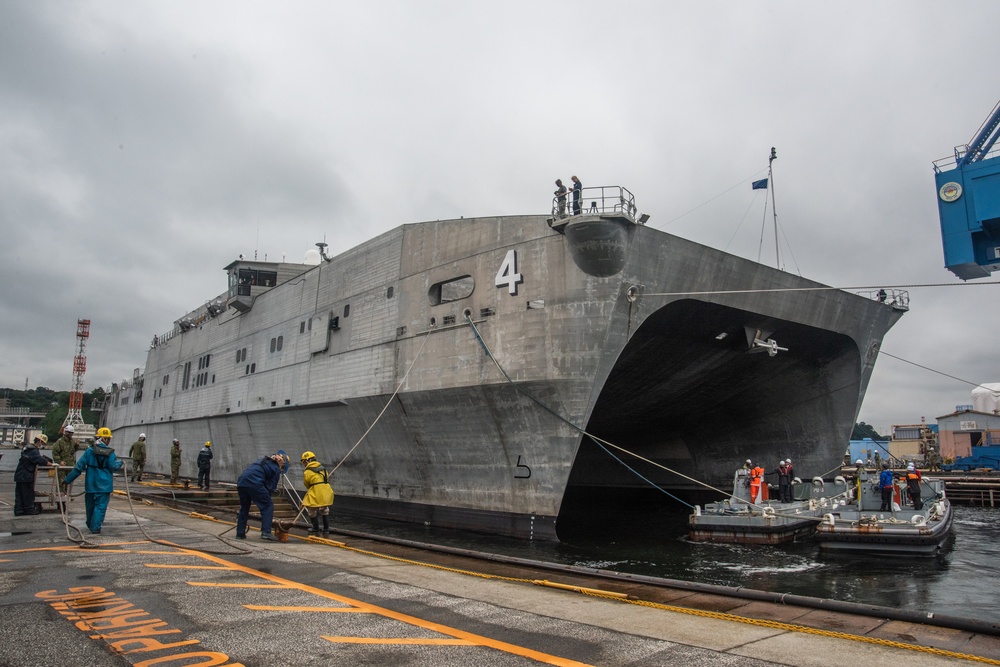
[935,100,1000,279]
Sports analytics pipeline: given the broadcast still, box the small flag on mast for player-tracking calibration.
[751,178,768,190]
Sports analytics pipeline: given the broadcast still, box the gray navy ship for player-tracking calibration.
[102,187,906,540]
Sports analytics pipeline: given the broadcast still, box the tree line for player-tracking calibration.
[1,387,105,442]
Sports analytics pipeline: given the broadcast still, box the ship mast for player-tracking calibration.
[768,147,779,269]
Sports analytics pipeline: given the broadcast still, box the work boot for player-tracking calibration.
[321,516,330,536]
[308,517,320,536]
[260,533,277,541]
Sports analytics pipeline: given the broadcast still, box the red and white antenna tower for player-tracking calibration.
[62,318,91,430]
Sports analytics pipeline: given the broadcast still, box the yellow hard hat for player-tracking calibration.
[35,434,49,444]
[205,441,212,447]
[301,450,315,463]
[97,427,113,439]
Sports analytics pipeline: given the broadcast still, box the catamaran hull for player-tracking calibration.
[102,212,904,540]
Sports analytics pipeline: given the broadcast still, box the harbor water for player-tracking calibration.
[330,497,1000,623]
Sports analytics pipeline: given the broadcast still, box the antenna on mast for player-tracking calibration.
[63,319,90,431]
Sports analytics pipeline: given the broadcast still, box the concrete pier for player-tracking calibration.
[0,489,997,666]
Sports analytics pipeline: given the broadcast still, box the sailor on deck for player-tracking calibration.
[749,463,766,503]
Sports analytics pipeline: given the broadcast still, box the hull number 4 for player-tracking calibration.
[495,249,523,296]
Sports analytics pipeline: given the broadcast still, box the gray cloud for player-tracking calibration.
[2,0,999,435]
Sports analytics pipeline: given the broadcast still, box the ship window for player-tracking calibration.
[258,271,277,287]
[429,276,474,305]
[270,338,276,353]
[300,321,305,334]
[284,399,290,405]
[277,336,283,351]
[343,304,350,318]
[163,375,169,386]
[387,286,394,299]
[182,361,192,390]
[238,268,257,286]
[251,363,256,374]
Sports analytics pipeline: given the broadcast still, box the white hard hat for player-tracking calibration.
[785,458,791,464]
[172,438,179,444]
[64,424,75,433]
[139,433,146,439]
[907,463,915,470]
[780,460,786,465]
[856,459,864,465]
[746,459,752,464]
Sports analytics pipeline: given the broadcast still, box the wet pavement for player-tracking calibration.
[0,485,998,666]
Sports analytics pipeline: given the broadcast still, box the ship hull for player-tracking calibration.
[103,213,904,540]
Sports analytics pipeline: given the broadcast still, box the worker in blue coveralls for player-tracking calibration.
[235,452,288,541]
[63,427,123,534]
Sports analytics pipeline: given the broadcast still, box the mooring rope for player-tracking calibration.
[331,328,431,474]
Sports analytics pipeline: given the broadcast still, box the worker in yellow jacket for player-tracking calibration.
[300,451,334,536]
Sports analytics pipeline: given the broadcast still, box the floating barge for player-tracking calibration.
[815,470,953,554]
[689,475,850,544]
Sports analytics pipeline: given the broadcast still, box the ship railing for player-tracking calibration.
[151,327,180,348]
[551,185,639,221]
[933,143,1000,173]
[858,288,909,310]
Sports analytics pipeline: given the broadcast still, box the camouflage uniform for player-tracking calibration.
[128,437,147,482]
[50,433,78,493]
[170,442,182,484]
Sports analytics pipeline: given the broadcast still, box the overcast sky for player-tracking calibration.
[2,1,999,434]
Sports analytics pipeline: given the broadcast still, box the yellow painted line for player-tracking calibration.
[145,564,231,570]
[324,636,475,646]
[245,605,370,613]
[164,543,594,667]
[101,549,189,555]
[186,582,291,589]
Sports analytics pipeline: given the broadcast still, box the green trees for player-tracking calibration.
[852,422,885,441]
[1,387,102,441]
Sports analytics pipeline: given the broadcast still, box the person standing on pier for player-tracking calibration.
[51,425,78,497]
[197,441,213,490]
[300,451,334,537]
[128,434,147,483]
[63,428,123,534]
[14,435,53,516]
[170,439,182,484]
